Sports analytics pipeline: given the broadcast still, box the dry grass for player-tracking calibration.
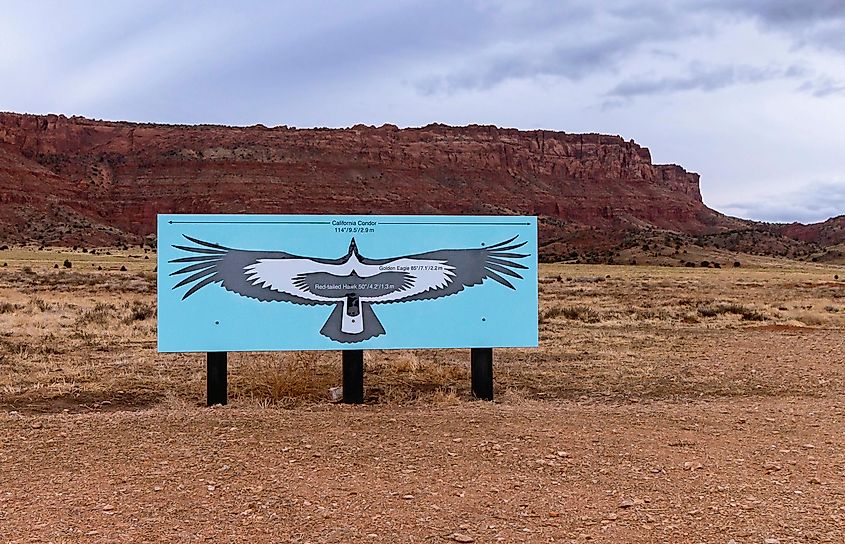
[0,247,844,411]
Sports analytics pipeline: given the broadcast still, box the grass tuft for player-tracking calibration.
[76,302,116,326]
[541,305,602,324]
[0,302,20,314]
[697,303,766,321]
[124,301,156,323]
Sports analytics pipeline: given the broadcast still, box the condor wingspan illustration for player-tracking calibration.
[170,235,529,343]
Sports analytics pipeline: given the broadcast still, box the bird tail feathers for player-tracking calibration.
[320,302,385,343]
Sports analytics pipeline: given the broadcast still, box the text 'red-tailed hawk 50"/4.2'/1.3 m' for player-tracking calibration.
[156,215,538,352]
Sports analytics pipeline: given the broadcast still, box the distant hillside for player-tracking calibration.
[0,112,839,262]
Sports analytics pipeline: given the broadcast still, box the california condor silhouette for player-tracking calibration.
[170,235,529,343]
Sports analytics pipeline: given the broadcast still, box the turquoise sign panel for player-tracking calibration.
[157,214,538,352]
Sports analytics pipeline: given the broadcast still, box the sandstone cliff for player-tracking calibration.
[0,112,752,256]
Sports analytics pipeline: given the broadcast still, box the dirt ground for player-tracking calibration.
[1,247,844,543]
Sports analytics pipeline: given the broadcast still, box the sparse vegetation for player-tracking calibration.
[0,249,843,411]
[541,305,602,324]
[29,297,52,312]
[124,301,155,322]
[76,302,115,326]
[697,303,766,321]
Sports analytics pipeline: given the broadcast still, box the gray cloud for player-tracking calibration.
[722,181,845,224]
[706,0,845,25]
[418,34,636,94]
[799,77,845,97]
[413,2,712,94]
[414,0,845,96]
[696,0,845,52]
[607,63,803,98]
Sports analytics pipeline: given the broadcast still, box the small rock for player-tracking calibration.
[30,421,43,429]
[619,499,635,509]
[548,511,560,518]
[153,486,162,492]
[328,386,343,402]
[764,538,780,544]
[801,443,815,449]
[450,533,474,543]
[402,494,414,500]
[556,451,571,458]
[102,504,114,511]
[207,485,215,491]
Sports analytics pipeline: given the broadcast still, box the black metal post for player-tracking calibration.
[207,352,228,406]
[471,348,494,401]
[342,350,364,404]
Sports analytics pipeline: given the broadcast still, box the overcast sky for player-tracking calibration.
[1,0,843,223]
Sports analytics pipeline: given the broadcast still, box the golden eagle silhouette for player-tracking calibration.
[170,235,529,343]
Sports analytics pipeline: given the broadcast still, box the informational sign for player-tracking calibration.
[157,214,538,352]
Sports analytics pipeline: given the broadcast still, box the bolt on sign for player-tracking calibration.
[157,214,538,352]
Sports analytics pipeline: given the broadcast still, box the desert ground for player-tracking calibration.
[0,247,844,543]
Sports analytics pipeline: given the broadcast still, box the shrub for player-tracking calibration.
[120,265,127,272]
[697,303,766,321]
[700,260,710,267]
[125,301,156,322]
[30,297,51,312]
[63,259,72,269]
[0,302,19,314]
[697,306,717,318]
[76,302,115,326]
[541,305,602,324]
[734,261,741,267]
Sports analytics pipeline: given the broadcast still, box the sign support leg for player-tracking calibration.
[343,350,364,404]
[471,348,494,401]
[207,352,228,406]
